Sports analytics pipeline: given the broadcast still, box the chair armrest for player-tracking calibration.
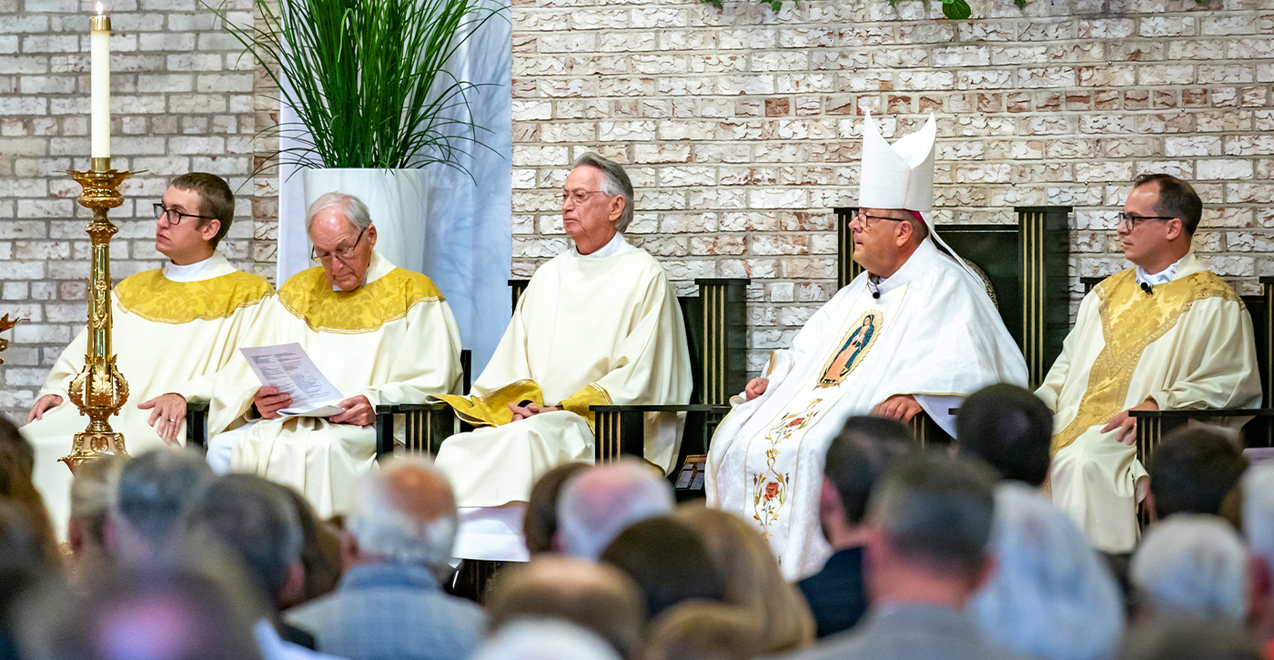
[375,402,457,458]
[186,400,210,451]
[590,404,731,463]
[1130,408,1271,468]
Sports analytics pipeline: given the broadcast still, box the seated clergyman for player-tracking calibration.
[1040,174,1260,553]
[22,173,272,537]
[706,113,1027,579]
[432,152,693,562]
[159,192,463,519]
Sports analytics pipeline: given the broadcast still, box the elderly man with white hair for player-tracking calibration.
[971,482,1125,660]
[554,461,675,561]
[1131,513,1249,623]
[433,153,692,562]
[285,456,485,660]
[160,193,464,519]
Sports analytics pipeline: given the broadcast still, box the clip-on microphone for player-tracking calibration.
[1141,281,1154,296]
[867,277,881,299]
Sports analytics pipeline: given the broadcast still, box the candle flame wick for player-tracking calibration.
[95,1,103,15]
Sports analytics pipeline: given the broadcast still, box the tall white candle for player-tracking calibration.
[90,3,110,160]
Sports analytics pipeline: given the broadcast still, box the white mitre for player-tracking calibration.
[858,111,980,282]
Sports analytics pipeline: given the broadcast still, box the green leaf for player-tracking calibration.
[943,0,972,18]
[1015,0,1027,7]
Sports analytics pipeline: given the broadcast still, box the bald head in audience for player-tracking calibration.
[1131,514,1248,623]
[487,556,646,657]
[346,455,458,578]
[556,461,674,560]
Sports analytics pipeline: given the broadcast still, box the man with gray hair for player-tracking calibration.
[433,153,691,562]
[1243,463,1274,655]
[555,460,675,560]
[163,192,464,520]
[786,454,1016,660]
[1130,513,1248,623]
[285,456,484,660]
[106,447,214,563]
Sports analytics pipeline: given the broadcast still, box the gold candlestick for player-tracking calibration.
[59,160,140,473]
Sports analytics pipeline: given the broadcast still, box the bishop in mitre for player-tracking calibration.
[158,192,463,518]
[432,153,692,561]
[1040,173,1260,553]
[706,113,1028,579]
[23,173,273,536]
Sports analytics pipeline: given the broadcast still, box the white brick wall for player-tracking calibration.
[0,0,263,419]
[509,0,1274,374]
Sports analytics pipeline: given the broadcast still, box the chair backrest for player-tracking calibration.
[835,207,1073,389]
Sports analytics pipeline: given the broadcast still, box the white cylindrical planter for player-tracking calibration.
[303,168,429,275]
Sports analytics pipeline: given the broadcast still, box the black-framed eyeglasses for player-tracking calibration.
[154,202,217,226]
[1118,212,1175,231]
[561,190,608,206]
[311,227,367,265]
[852,210,906,230]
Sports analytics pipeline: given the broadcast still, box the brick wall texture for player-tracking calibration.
[2,0,1274,420]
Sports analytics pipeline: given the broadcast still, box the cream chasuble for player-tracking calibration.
[432,238,692,516]
[195,252,463,519]
[1039,252,1260,553]
[707,238,1027,579]
[22,254,272,536]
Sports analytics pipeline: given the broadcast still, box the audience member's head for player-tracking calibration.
[675,505,813,653]
[486,556,646,658]
[108,447,214,563]
[600,517,723,619]
[1244,463,1274,643]
[471,619,621,660]
[269,481,342,606]
[971,482,1124,660]
[0,438,57,568]
[346,455,457,580]
[640,602,760,660]
[68,455,126,570]
[0,501,56,660]
[1131,514,1248,623]
[0,416,33,479]
[557,461,674,561]
[1121,621,1261,660]
[955,384,1053,487]
[18,563,265,660]
[1148,427,1247,522]
[182,474,304,612]
[865,453,998,606]
[525,462,589,555]
[821,416,915,546]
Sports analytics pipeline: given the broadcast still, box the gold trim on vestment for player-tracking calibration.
[1050,268,1241,453]
[437,379,544,427]
[114,270,273,325]
[276,266,444,334]
[560,382,613,433]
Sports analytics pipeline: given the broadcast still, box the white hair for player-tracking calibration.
[573,153,634,233]
[1131,513,1248,622]
[556,461,674,561]
[346,456,457,573]
[1243,463,1274,566]
[305,192,371,232]
[970,483,1124,660]
[471,619,621,660]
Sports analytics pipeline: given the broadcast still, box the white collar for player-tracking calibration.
[162,253,232,283]
[572,232,635,259]
[1136,254,1186,287]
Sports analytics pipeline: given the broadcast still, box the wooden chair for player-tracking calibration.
[835,206,1075,444]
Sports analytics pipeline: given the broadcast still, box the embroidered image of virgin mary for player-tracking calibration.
[817,311,880,388]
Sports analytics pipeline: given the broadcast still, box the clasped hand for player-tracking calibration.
[509,401,561,421]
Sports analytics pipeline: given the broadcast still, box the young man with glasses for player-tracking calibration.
[153,192,463,521]
[707,113,1026,579]
[1040,173,1260,553]
[22,172,273,538]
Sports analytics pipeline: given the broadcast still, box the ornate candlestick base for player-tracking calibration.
[59,162,140,473]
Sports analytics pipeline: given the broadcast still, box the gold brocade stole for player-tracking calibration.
[115,270,273,324]
[1050,269,1241,452]
[276,266,444,334]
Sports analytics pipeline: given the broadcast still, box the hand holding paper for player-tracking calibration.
[240,343,346,418]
